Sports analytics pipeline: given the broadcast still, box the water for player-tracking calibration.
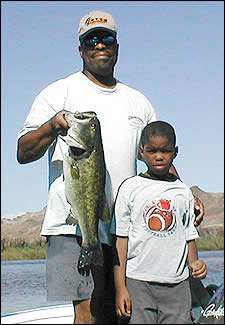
[198,250,224,287]
[1,251,224,314]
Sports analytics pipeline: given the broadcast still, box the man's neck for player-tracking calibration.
[82,70,116,88]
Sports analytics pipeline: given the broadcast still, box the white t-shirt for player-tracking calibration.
[18,71,156,242]
[111,174,199,283]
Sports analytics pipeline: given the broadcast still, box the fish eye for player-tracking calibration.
[90,122,96,129]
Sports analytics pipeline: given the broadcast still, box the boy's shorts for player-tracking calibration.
[46,235,94,301]
[126,277,193,324]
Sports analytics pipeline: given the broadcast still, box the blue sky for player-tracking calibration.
[1,1,224,217]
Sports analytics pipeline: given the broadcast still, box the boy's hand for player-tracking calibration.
[190,259,207,279]
[115,287,132,319]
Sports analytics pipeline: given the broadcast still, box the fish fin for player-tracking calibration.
[66,210,78,225]
[77,246,93,276]
[70,163,80,179]
[77,244,104,275]
[100,196,111,222]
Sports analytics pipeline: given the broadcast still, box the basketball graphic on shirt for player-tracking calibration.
[145,199,176,232]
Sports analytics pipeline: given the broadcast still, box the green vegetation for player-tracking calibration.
[1,235,224,260]
[196,235,224,251]
[1,239,46,260]
[1,245,46,260]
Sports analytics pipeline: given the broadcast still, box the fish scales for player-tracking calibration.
[68,144,105,246]
[62,111,110,274]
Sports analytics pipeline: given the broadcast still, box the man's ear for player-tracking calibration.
[79,45,83,58]
[138,147,144,160]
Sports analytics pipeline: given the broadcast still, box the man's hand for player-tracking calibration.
[193,195,204,227]
[49,110,70,136]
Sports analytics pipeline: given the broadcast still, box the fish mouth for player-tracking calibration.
[74,111,97,120]
[65,134,92,159]
[65,134,87,151]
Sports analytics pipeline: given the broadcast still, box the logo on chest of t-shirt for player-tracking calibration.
[143,198,176,237]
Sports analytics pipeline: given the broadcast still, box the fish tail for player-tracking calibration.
[77,243,103,276]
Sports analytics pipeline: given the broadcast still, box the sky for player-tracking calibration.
[1,1,224,217]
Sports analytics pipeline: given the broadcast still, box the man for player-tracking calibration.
[17,10,204,324]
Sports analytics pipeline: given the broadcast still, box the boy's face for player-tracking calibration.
[139,135,178,177]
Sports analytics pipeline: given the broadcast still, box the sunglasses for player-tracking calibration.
[81,34,117,48]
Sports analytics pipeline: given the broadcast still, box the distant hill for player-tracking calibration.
[190,186,224,236]
[1,207,46,247]
[1,186,224,246]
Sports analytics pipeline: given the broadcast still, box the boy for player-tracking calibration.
[111,121,207,324]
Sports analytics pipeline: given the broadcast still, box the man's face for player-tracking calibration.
[79,30,119,76]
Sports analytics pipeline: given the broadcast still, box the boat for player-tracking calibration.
[1,304,74,324]
[1,282,223,324]
[194,283,224,324]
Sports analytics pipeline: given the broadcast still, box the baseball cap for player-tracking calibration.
[78,10,117,42]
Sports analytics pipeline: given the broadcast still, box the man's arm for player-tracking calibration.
[113,236,132,319]
[17,111,69,164]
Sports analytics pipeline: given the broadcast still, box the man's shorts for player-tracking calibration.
[126,277,193,324]
[46,235,94,301]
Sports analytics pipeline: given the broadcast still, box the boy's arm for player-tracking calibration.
[114,236,128,289]
[113,236,131,318]
[187,239,198,264]
[187,240,207,279]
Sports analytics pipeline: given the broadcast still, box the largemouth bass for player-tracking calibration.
[62,111,110,275]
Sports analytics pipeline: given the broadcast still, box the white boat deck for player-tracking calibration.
[1,304,74,324]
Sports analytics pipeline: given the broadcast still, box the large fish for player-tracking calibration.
[62,111,111,276]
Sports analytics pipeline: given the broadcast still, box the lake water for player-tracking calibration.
[1,250,224,314]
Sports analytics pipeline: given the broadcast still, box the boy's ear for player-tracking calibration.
[174,146,178,158]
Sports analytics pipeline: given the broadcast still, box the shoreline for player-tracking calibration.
[1,235,224,261]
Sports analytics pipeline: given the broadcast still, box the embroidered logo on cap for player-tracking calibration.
[85,17,108,26]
